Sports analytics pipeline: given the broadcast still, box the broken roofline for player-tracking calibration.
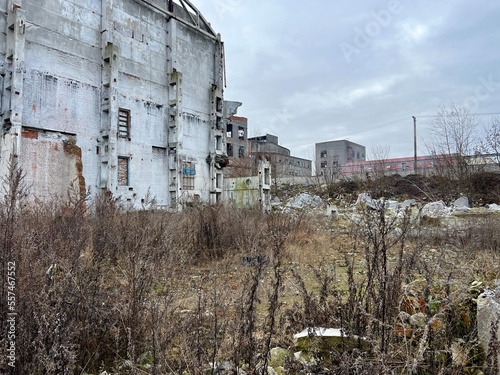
[133,0,219,40]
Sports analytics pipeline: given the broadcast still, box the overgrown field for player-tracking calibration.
[1,175,500,374]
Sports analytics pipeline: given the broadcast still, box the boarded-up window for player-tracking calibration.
[182,161,195,190]
[118,157,129,186]
[118,108,130,139]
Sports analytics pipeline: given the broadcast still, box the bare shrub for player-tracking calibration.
[3,175,499,374]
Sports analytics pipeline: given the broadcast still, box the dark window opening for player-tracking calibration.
[215,116,222,130]
[238,126,245,140]
[264,168,270,185]
[227,143,233,157]
[320,150,327,158]
[226,123,233,138]
[216,97,223,112]
[238,146,245,158]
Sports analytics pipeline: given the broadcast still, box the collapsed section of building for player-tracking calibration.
[0,0,240,208]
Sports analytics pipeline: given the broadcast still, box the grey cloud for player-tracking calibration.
[196,0,500,159]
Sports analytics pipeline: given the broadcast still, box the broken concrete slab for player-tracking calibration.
[268,347,292,369]
[286,193,323,209]
[401,199,416,209]
[487,203,500,212]
[271,196,281,206]
[293,327,370,353]
[421,201,451,218]
[452,196,470,212]
[386,200,400,211]
[477,286,500,370]
[355,193,381,210]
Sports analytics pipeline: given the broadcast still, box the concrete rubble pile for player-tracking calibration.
[285,193,323,209]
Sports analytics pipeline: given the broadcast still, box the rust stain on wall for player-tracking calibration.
[63,139,86,200]
[21,129,39,139]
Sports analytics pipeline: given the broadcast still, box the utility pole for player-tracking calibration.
[412,116,417,174]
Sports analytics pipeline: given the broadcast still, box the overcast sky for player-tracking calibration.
[193,0,500,160]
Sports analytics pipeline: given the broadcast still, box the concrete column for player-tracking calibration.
[0,3,26,177]
[166,20,182,209]
[208,35,225,204]
[99,0,119,193]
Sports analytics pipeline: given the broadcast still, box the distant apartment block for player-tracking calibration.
[248,134,311,177]
[316,140,366,175]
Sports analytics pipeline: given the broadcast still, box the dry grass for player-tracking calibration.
[1,182,500,374]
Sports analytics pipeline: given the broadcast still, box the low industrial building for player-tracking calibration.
[223,158,271,211]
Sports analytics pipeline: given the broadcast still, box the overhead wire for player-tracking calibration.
[338,112,500,138]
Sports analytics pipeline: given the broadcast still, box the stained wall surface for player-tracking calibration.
[0,0,226,207]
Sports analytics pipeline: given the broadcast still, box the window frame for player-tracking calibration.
[182,161,196,190]
[118,156,130,186]
[118,108,131,139]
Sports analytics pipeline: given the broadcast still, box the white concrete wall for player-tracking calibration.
[0,0,224,206]
[19,131,82,201]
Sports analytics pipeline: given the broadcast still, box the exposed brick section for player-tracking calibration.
[118,158,129,186]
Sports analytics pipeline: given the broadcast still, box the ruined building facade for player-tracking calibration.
[249,134,312,177]
[0,0,236,208]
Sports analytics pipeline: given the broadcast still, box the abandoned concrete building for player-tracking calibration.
[226,116,247,160]
[224,115,251,177]
[248,134,312,178]
[0,0,240,208]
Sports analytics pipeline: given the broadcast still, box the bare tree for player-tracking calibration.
[369,144,391,197]
[480,117,500,167]
[428,104,480,193]
[371,144,391,179]
[312,154,341,197]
